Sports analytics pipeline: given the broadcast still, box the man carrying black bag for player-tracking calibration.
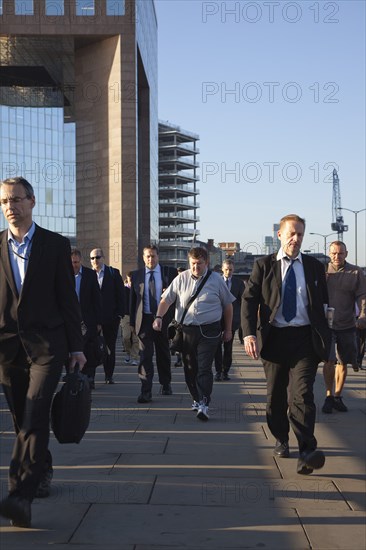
[153,247,234,421]
[0,177,85,528]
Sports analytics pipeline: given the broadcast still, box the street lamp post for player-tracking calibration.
[340,207,366,266]
[309,232,338,261]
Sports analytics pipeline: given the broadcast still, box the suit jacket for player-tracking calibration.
[225,276,245,332]
[79,266,102,337]
[99,265,125,325]
[0,224,83,367]
[130,265,178,335]
[241,253,331,360]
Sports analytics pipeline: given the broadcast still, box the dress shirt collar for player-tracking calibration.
[277,248,303,264]
[145,264,160,275]
[7,221,36,245]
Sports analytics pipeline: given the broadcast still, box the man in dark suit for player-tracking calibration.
[90,248,125,384]
[0,177,85,528]
[71,249,102,389]
[241,214,330,475]
[130,244,177,403]
[214,259,245,381]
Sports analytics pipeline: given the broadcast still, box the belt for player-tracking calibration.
[182,321,220,328]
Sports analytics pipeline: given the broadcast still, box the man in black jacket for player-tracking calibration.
[0,177,85,527]
[130,244,177,403]
[71,249,102,389]
[214,259,245,381]
[241,214,330,475]
[90,248,125,384]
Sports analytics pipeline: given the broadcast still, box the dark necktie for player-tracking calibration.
[282,260,297,322]
[226,278,230,288]
[148,271,157,315]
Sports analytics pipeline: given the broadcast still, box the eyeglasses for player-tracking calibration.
[0,196,30,206]
[90,255,102,260]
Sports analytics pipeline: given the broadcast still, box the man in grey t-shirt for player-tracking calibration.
[152,247,234,421]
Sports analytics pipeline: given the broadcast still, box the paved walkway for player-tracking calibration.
[1,339,365,549]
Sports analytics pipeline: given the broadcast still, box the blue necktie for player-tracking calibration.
[282,260,297,322]
[149,271,157,315]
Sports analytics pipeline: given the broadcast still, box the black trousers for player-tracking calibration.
[214,331,235,374]
[0,347,62,501]
[102,318,120,379]
[137,314,172,393]
[260,325,319,454]
[82,328,99,380]
[182,322,221,405]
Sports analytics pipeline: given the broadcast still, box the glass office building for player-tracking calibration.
[0,0,157,272]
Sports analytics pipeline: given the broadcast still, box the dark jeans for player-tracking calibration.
[261,325,319,454]
[182,322,221,405]
[137,314,172,393]
[0,348,62,501]
[102,318,120,379]
[214,332,235,374]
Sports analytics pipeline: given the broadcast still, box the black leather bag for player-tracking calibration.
[51,370,92,444]
[168,319,184,353]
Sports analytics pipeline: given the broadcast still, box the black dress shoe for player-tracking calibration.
[105,377,115,384]
[214,372,222,381]
[273,440,290,458]
[161,384,173,395]
[137,392,152,403]
[297,449,325,475]
[0,495,31,528]
[222,373,231,381]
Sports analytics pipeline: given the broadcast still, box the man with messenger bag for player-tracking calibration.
[153,247,234,421]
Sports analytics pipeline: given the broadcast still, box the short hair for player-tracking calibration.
[279,214,306,229]
[0,176,35,198]
[177,267,185,273]
[91,248,104,257]
[71,248,82,258]
[222,259,234,267]
[143,244,159,255]
[188,246,208,262]
[329,241,347,251]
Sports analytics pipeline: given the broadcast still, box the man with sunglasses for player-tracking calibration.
[90,248,125,384]
[0,176,85,528]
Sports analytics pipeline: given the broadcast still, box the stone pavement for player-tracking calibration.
[0,339,365,549]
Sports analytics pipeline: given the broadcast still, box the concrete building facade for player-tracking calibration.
[158,121,199,269]
[0,0,158,272]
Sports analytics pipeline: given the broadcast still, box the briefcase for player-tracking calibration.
[51,370,92,444]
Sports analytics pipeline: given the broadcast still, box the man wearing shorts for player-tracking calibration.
[322,241,366,413]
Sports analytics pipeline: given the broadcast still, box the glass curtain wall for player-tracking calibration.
[0,105,76,237]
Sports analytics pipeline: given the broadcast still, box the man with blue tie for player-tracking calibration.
[241,214,331,475]
[130,245,177,403]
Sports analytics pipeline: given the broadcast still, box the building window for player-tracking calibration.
[45,0,64,16]
[15,0,34,15]
[75,0,95,16]
[106,0,125,16]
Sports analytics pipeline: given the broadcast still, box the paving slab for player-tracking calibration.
[72,503,310,549]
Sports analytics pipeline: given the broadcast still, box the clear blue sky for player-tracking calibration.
[155,0,366,265]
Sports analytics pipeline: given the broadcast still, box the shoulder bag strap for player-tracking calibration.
[179,270,212,325]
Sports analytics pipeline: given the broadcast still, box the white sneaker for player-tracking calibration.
[197,402,209,421]
[191,401,200,411]
[131,360,138,366]
[124,355,131,364]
